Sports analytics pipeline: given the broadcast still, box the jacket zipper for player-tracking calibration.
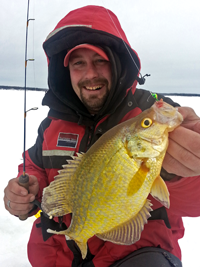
[85,125,94,151]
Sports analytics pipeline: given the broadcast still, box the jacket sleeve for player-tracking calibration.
[17,117,52,203]
[166,175,200,217]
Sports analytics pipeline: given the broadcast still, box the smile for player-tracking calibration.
[84,85,103,91]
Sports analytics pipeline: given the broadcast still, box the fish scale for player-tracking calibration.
[41,99,183,259]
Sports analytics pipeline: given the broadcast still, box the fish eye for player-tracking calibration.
[141,118,152,128]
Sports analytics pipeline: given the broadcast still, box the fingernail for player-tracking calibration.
[21,191,27,196]
[30,196,35,202]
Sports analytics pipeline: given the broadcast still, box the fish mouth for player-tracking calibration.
[140,135,167,153]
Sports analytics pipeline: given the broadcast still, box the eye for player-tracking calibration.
[141,118,152,128]
[73,60,84,66]
[96,58,104,62]
[95,58,108,65]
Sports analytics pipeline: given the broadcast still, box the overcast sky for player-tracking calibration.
[0,0,200,94]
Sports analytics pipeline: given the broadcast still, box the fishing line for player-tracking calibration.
[105,8,146,85]
[23,0,34,176]
[30,0,37,92]
[147,92,158,102]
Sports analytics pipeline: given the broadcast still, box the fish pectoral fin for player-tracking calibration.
[127,162,149,196]
[96,199,152,245]
[150,175,170,208]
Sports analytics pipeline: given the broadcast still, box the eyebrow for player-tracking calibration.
[69,54,83,61]
[69,52,102,62]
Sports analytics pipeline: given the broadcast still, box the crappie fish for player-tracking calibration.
[41,99,183,259]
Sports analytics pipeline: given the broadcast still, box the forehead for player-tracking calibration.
[69,48,103,60]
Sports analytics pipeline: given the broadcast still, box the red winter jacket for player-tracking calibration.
[17,5,200,267]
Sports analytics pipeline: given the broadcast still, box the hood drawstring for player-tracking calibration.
[77,112,83,125]
[136,74,151,85]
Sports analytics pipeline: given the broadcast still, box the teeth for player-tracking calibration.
[85,85,102,90]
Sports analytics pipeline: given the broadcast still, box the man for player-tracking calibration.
[4,5,200,267]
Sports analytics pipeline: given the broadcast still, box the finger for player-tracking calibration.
[169,126,200,158]
[178,107,200,134]
[28,175,40,196]
[163,152,196,177]
[4,181,35,206]
[178,106,198,120]
[165,138,200,176]
[7,177,29,197]
[4,195,34,216]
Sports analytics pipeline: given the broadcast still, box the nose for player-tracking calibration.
[84,62,98,79]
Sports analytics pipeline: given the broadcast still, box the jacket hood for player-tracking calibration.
[42,5,141,120]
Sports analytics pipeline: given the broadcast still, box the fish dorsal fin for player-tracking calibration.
[127,162,149,196]
[96,199,152,245]
[59,152,84,173]
[150,175,170,208]
[41,153,85,217]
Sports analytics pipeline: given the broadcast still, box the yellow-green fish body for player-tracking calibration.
[41,100,183,259]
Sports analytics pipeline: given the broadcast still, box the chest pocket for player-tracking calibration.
[42,149,75,169]
[42,120,86,169]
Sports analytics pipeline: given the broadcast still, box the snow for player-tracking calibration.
[1,90,200,266]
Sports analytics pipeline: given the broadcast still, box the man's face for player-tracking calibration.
[68,48,112,114]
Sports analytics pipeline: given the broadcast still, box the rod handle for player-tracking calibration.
[18,174,29,221]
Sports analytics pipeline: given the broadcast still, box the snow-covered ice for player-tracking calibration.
[1,90,200,267]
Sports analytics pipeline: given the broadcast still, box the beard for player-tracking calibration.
[78,78,110,114]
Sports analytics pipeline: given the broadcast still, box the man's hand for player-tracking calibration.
[4,175,39,216]
[163,106,200,177]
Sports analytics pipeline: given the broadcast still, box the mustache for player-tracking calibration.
[78,78,108,88]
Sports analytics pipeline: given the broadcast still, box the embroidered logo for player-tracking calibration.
[57,133,79,148]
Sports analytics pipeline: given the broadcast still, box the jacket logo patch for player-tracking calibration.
[57,133,79,148]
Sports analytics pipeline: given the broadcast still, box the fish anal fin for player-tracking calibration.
[150,175,170,208]
[127,162,149,196]
[96,199,152,245]
[65,235,88,259]
[74,240,88,259]
[47,228,69,235]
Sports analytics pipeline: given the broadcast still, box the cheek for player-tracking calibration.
[69,71,81,97]
[69,70,77,85]
[100,66,112,85]
[70,69,80,86]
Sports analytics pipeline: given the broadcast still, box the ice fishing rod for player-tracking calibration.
[18,0,36,221]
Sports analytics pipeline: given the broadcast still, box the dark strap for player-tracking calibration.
[36,212,67,241]
[36,213,94,266]
[149,206,171,229]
